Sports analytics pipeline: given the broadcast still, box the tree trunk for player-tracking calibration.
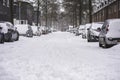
[79,0,82,25]
[89,0,92,23]
[37,0,40,26]
[46,0,48,28]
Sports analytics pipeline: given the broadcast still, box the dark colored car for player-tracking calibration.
[0,22,19,43]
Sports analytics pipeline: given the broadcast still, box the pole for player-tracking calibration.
[10,0,14,24]
[19,1,21,24]
[37,0,40,26]
[89,0,92,23]
[46,0,48,28]
[79,0,82,25]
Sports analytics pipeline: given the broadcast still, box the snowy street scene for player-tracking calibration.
[0,32,120,80]
[1,0,120,80]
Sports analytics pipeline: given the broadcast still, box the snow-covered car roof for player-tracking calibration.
[0,21,14,30]
[106,19,120,23]
[106,19,120,29]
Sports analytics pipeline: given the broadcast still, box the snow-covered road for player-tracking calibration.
[0,32,120,80]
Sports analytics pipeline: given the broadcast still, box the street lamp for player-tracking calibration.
[10,0,14,24]
[19,1,21,24]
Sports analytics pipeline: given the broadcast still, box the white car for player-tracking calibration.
[15,24,33,37]
[31,26,42,36]
[0,22,19,43]
[99,19,120,48]
[87,22,103,42]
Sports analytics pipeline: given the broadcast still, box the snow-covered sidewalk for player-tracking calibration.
[0,32,120,80]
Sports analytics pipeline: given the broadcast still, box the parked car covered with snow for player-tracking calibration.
[79,25,86,38]
[41,26,48,34]
[26,26,33,37]
[15,24,33,37]
[31,26,41,36]
[99,19,120,48]
[74,27,80,36]
[0,22,19,43]
[87,22,103,42]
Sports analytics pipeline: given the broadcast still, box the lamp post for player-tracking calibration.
[10,0,14,24]
[45,0,48,28]
[37,0,40,26]
[89,0,92,23]
[18,1,21,24]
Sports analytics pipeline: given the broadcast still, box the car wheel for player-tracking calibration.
[99,37,102,47]
[99,42,102,47]
[87,35,92,42]
[103,38,109,48]
[0,33,4,44]
[82,35,84,39]
[15,31,19,41]
[7,33,13,42]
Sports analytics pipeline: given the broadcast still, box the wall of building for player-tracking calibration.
[14,1,34,25]
[92,0,120,22]
[0,0,11,22]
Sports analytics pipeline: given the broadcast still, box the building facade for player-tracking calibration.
[14,1,34,25]
[92,0,120,22]
[0,0,11,22]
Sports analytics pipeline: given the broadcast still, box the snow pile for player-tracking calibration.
[0,32,120,80]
